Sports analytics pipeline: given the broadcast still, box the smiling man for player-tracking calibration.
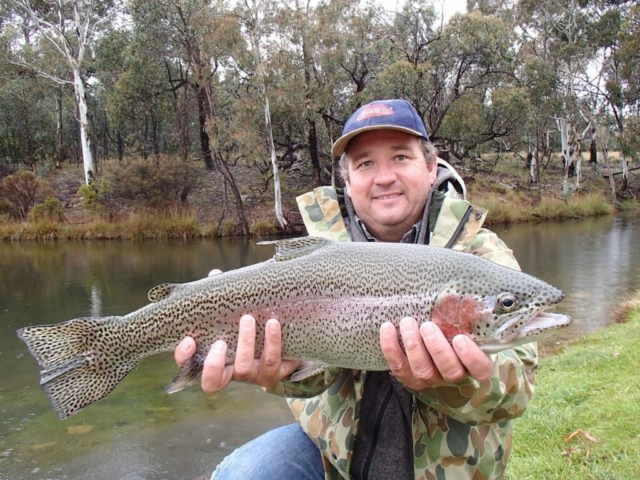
[175,99,537,480]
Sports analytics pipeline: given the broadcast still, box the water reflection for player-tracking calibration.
[2,215,640,479]
[497,214,640,350]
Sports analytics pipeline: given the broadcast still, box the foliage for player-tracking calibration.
[0,171,54,219]
[29,197,65,222]
[103,156,201,208]
[0,0,638,200]
[0,198,18,218]
[77,182,101,211]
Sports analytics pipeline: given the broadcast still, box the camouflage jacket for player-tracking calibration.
[267,174,537,480]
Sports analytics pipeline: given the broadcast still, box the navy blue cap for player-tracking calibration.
[332,99,429,156]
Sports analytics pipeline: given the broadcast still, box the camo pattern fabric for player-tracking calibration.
[272,186,537,480]
[296,187,350,242]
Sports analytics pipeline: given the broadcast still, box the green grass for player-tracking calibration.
[507,295,640,479]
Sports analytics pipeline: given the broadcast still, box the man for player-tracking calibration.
[175,99,537,479]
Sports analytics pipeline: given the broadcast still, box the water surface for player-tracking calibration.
[2,214,640,479]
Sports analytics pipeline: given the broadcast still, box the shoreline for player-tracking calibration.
[1,192,636,242]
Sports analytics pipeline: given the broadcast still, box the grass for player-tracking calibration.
[506,294,640,479]
[0,209,207,240]
[0,190,627,240]
[1,156,638,240]
[470,190,616,225]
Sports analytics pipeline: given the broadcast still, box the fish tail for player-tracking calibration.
[17,316,137,419]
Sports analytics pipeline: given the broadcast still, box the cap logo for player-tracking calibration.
[356,104,394,121]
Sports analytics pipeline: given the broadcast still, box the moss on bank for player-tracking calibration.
[507,294,640,479]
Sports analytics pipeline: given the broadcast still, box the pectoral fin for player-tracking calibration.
[165,353,205,394]
[289,361,328,382]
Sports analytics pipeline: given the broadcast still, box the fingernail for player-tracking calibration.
[268,319,278,333]
[381,323,394,337]
[212,340,225,353]
[421,322,436,335]
[180,341,192,352]
[240,316,253,329]
[400,317,414,329]
[453,335,469,352]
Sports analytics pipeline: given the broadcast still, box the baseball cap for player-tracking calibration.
[332,99,430,156]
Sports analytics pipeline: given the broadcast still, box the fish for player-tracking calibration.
[17,236,572,419]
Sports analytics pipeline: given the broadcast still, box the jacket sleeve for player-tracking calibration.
[410,228,538,424]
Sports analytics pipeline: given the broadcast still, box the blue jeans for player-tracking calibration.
[211,423,325,480]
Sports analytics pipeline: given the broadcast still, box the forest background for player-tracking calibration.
[0,0,639,237]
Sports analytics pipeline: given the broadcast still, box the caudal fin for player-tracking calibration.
[17,317,138,419]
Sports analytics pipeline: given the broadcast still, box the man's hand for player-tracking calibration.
[380,317,493,390]
[174,315,301,394]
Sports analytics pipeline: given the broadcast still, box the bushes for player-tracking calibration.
[0,170,55,219]
[103,155,201,209]
[29,197,65,222]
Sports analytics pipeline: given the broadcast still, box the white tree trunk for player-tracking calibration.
[264,95,287,228]
[557,118,572,196]
[73,68,95,184]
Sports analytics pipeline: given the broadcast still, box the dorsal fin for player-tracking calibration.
[258,236,334,262]
[148,283,178,302]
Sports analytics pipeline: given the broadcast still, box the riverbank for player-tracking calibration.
[0,161,638,240]
[507,293,640,479]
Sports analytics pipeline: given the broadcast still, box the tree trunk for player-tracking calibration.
[557,118,572,196]
[589,138,597,165]
[265,95,287,228]
[72,68,95,184]
[601,140,616,200]
[55,91,63,169]
[196,86,215,171]
[216,153,250,235]
[322,113,339,187]
[308,116,321,186]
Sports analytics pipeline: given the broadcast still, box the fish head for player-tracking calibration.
[430,269,572,354]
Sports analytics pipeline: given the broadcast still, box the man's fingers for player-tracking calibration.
[201,340,233,394]
[420,322,467,383]
[453,335,494,381]
[175,336,196,367]
[233,315,258,381]
[380,321,415,380]
[259,319,282,377]
[401,318,441,382]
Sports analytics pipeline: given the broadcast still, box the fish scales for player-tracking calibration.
[17,237,571,419]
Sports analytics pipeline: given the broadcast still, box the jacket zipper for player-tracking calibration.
[444,205,474,249]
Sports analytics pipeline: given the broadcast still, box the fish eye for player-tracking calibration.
[497,293,518,312]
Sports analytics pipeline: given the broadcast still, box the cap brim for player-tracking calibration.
[332,125,426,156]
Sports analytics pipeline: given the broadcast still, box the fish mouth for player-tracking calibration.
[480,311,573,354]
[519,311,573,336]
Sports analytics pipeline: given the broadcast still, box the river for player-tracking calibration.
[1,213,639,479]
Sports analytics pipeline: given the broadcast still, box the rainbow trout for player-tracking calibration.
[17,237,571,419]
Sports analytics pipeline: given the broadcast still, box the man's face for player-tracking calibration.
[345,130,437,242]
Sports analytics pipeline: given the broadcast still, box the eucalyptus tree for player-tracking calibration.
[131,0,250,233]
[94,27,179,160]
[588,0,640,190]
[5,0,123,184]
[372,7,520,161]
[518,0,606,195]
[233,0,289,227]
